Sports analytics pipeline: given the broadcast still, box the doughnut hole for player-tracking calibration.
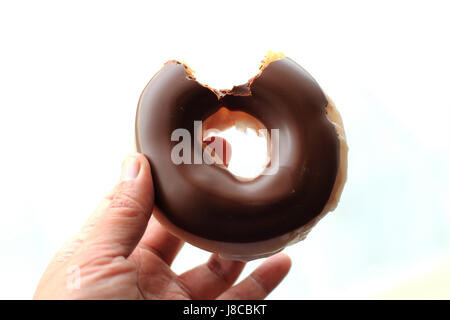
[201,107,271,181]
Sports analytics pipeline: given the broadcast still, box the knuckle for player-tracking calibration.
[249,272,270,297]
[206,255,231,284]
[104,190,147,218]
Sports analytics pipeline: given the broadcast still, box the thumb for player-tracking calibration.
[83,153,154,258]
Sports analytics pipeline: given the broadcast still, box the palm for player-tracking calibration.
[126,216,289,300]
[44,215,289,300]
[34,155,291,300]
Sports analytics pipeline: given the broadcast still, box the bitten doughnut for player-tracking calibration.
[135,52,348,261]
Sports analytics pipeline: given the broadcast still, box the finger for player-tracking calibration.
[217,253,291,300]
[83,153,154,258]
[178,253,246,299]
[131,210,184,266]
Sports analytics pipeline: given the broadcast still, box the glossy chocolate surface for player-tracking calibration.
[136,58,339,242]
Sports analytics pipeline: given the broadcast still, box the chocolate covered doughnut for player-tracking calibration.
[135,52,348,260]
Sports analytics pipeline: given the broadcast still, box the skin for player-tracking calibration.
[34,153,291,300]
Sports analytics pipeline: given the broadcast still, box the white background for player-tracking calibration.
[1,0,450,299]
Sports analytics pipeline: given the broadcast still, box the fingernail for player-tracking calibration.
[121,156,140,181]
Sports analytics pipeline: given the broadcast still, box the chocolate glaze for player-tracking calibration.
[135,58,339,242]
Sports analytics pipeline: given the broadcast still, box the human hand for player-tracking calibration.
[34,154,291,300]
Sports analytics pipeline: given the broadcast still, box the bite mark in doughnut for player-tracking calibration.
[135,52,348,260]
